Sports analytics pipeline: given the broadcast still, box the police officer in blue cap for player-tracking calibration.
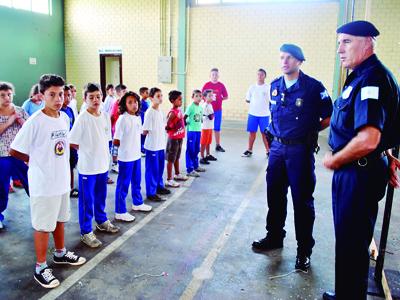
[323,20,400,300]
[252,44,333,271]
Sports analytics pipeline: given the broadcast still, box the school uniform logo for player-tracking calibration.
[55,140,66,156]
[51,130,68,140]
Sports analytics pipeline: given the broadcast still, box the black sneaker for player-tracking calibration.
[242,150,253,157]
[215,145,225,152]
[200,158,210,165]
[147,194,165,202]
[295,255,311,271]
[34,267,60,289]
[157,187,171,195]
[252,236,283,251]
[53,251,86,266]
[206,155,217,161]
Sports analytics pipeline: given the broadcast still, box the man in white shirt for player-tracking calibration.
[242,68,271,157]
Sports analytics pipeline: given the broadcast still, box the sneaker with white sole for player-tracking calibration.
[115,212,136,222]
[34,267,60,289]
[96,220,120,233]
[174,173,189,181]
[195,167,206,172]
[53,251,86,266]
[111,163,119,173]
[81,231,102,248]
[132,204,152,212]
[165,179,180,188]
[187,171,200,177]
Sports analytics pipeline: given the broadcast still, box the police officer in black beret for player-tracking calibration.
[252,44,333,271]
[323,20,400,300]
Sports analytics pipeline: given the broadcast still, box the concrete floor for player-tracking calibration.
[1,121,399,300]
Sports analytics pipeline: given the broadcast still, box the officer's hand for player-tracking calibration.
[388,157,400,188]
[323,152,339,170]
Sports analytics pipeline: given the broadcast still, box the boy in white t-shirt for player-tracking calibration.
[243,68,271,157]
[102,84,116,115]
[10,74,86,289]
[69,83,120,248]
[200,89,218,165]
[143,87,171,201]
[113,91,152,222]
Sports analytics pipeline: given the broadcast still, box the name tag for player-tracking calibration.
[361,86,379,101]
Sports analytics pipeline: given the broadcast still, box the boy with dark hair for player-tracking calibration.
[165,90,188,187]
[143,87,171,201]
[69,83,120,248]
[139,87,150,155]
[103,83,115,115]
[10,74,86,289]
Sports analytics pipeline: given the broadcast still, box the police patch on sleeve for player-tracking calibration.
[361,86,379,101]
[320,90,329,100]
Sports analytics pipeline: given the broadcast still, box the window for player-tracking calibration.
[0,0,52,15]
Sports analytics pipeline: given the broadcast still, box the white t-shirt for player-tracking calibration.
[10,111,70,197]
[103,95,116,115]
[143,107,166,151]
[114,113,142,162]
[246,83,271,117]
[69,110,111,175]
[68,98,78,119]
[201,102,214,130]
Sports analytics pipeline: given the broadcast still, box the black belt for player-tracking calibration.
[351,152,386,167]
[272,136,307,145]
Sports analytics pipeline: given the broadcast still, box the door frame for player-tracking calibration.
[99,54,123,97]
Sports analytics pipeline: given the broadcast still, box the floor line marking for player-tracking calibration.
[40,178,195,300]
[180,168,265,300]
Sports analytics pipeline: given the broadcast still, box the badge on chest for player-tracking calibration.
[295,98,303,107]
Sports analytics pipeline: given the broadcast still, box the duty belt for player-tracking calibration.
[353,152,386,167]
[272,136,307,145]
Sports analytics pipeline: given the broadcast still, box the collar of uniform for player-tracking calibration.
[353,54,379,76]
[278,70,304,92]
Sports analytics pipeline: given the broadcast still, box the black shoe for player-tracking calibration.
[242,150,252,157]
[200,158,210,165]
[215,145,225,152]
[53,251,86,266]
[295,255,311,271]
[322,291,336,300]
[252,237,283,251]
[157,187,171,195]
[147,194,165,202]
[206,155,217,161]
[34,267,60,289]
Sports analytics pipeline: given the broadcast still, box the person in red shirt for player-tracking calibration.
[202,68,228,152]
[165,90,188,187]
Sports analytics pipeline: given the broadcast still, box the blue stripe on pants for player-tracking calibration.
[186,131,201,173]
[145,149,165,197]
[115,159,143,213]
[78,172,109,235]
[0,156,29,221]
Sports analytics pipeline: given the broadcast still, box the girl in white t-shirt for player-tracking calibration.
[69,83,119,248]
[113,92,152,222]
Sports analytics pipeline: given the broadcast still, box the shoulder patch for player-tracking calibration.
[361,86,379,101]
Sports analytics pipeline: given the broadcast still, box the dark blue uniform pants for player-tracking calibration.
[0,156,29,221]
[186,131,201,173]
[332,158,388,300]
[78,172,109,235]
[145,149,165,197]
[266,141,316,256]
[115,159,143,213]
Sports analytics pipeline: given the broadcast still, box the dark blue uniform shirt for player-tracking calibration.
[329,54,400,154]
[268,70,333,139]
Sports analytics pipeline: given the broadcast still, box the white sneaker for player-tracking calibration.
[115,212,135,222]
[165,179,180,188]
[174,173,189,181]
[132,204,152,212]
[187,171,200,177]
[111,163,119,173]
[0,220,3,229]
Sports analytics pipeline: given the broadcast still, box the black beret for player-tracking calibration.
[336,20,379,37]
[280,44,305,62]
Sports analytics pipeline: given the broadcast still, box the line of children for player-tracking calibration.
[184,90,206,177]
[165,90,188,187]
[10,74,86,289]
[113,91,153,222]
[143,88,171,201]
[69,83,120,248]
